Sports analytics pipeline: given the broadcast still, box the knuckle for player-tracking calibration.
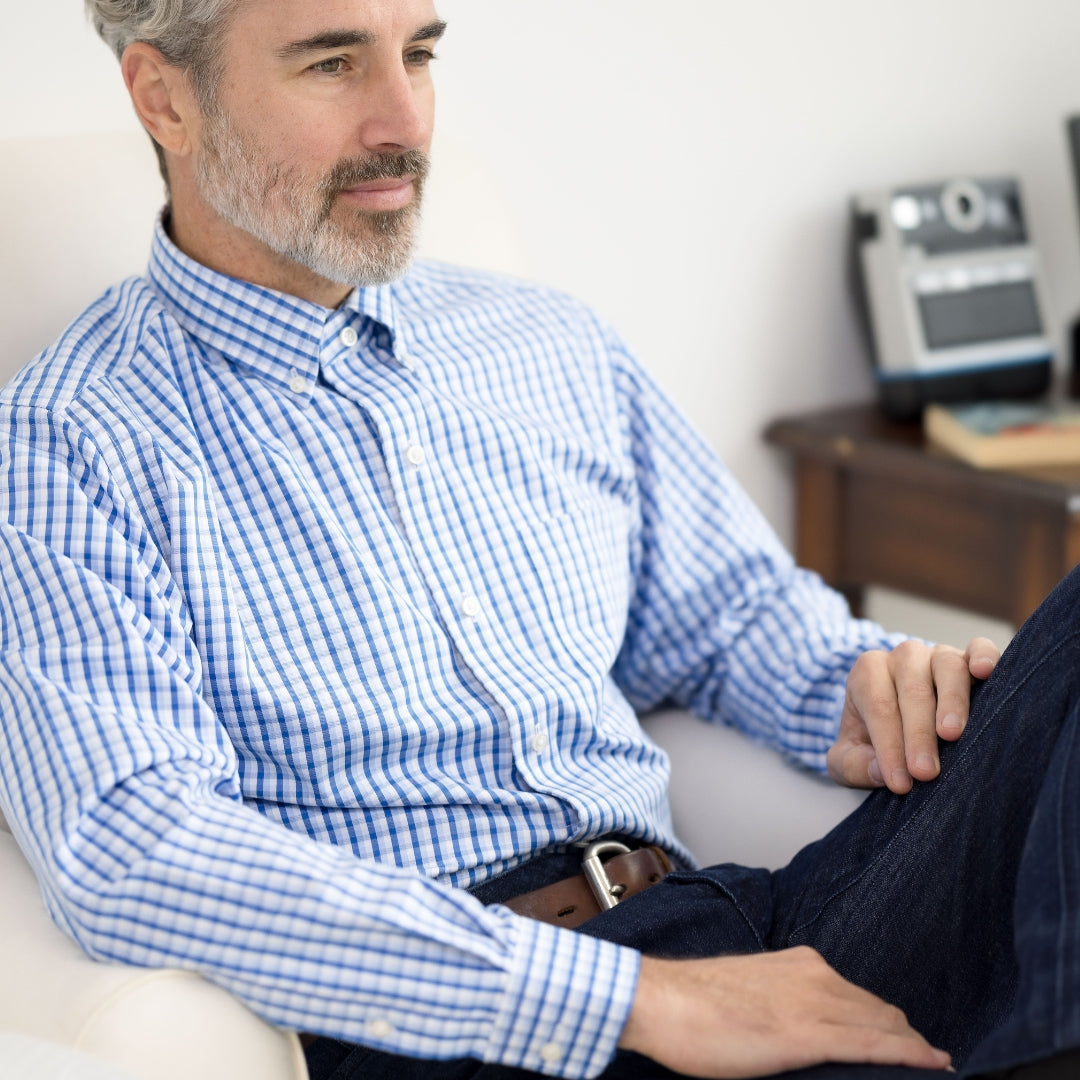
[850,650,888,680]
[848,1027,894,1056]
[827,746,862,788]
[826,752,847,784]
[892,639,927,662]
[857,648,890,664]
[848,1025,879,1047]
[864,691,902,719]
[883,1003,910,1031]
[844,760,867,787]
[932,643,967,668]
[898,681,936,706]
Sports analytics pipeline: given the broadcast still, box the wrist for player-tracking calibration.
[617,955,667,1057]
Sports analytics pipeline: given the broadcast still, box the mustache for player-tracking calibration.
[322,150,430,196]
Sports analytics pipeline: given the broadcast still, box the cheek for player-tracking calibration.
[279,112,365,172]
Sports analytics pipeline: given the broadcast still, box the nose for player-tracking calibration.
[358,60,433,154]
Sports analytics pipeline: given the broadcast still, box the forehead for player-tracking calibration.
[225,0,442,54]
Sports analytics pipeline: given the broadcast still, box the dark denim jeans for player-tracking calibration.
[306,564,1080,1080]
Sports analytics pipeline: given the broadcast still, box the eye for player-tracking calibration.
[405,48,437,67]
[310,56,347,75]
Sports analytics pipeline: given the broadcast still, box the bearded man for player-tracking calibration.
[0,2,1078,1078]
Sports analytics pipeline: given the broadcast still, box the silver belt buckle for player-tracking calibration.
[580,840,632,911]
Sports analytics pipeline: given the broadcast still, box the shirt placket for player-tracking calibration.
[320,320,559,795]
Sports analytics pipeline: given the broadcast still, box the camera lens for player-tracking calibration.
[941,179,986,233]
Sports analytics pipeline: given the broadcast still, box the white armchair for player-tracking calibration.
[0,131,862,1079]
[0,814,306,1080]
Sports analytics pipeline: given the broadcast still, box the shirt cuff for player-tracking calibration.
[480,915,640,1078]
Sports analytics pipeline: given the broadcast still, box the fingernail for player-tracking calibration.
[916,752,938,775]
[891,768,910,790]
[868,758,883,784]
[941,712,963,735]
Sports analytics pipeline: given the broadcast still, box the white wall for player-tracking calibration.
[5,0,1077,645]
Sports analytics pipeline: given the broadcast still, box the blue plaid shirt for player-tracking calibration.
[0,221,897,1076]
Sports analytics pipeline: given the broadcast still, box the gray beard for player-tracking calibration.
[195,108,428,288]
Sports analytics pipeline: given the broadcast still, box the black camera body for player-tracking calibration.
[851,177,1053,419]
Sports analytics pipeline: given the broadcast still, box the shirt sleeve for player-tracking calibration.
[607,341,905,772]
[0,405,638,1079]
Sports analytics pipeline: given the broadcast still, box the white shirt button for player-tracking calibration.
[398,351,416,370]
[530,730,549,753]
[461,595,482,619]
[288,375,307,394]
[405,444,426,467]
[539,1043,561,1065]
[367,1018,394,1038]
[339,326,359,347]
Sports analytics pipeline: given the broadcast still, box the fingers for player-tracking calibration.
[931,643,975,742]
[774,950,953,1073]
[821,1025,952,1072]
[889,640,942,785]
[826,731,881,790]
[965,635,999,681]
[837,635,1000,795]
[933,636,998,741]
[786,973,951,1072]
[621,948,952,1078]
[839,646,929,793]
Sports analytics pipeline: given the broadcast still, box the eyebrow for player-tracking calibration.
[275,20,447,60]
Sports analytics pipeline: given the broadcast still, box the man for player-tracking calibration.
[0,0,1076,1076]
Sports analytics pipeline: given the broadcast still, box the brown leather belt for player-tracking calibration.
[502,840,672,929]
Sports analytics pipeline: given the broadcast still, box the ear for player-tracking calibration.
[121,42,200,160]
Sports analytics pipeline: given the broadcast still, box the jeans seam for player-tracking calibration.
[1053,713,1078,1048]
[326,1045,377,1080]
[663,871,768,950]
[789,629,1080,940]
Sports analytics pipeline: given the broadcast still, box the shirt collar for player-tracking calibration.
[145,215,415,397]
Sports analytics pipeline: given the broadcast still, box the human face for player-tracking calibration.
[189,0,441,293]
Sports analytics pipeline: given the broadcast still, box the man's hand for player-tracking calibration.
[827,637,999,794]
[618,948,951,1077]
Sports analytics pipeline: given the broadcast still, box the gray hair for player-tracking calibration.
[84,0,238,187]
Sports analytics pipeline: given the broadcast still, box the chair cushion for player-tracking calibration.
[0,830,307,1080]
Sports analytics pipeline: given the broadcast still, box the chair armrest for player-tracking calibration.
[0,829,308,1080]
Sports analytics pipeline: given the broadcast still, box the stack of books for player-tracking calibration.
[924,399,1080,469]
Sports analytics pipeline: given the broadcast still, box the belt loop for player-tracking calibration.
[580,840,632,911]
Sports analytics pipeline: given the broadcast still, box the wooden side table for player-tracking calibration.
[764,403,1080,626]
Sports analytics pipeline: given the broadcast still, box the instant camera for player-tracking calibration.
[850,177,1053,419]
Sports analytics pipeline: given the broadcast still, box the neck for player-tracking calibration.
[167,177,352,309]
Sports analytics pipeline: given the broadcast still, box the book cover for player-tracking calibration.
[924,400,1080,468]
